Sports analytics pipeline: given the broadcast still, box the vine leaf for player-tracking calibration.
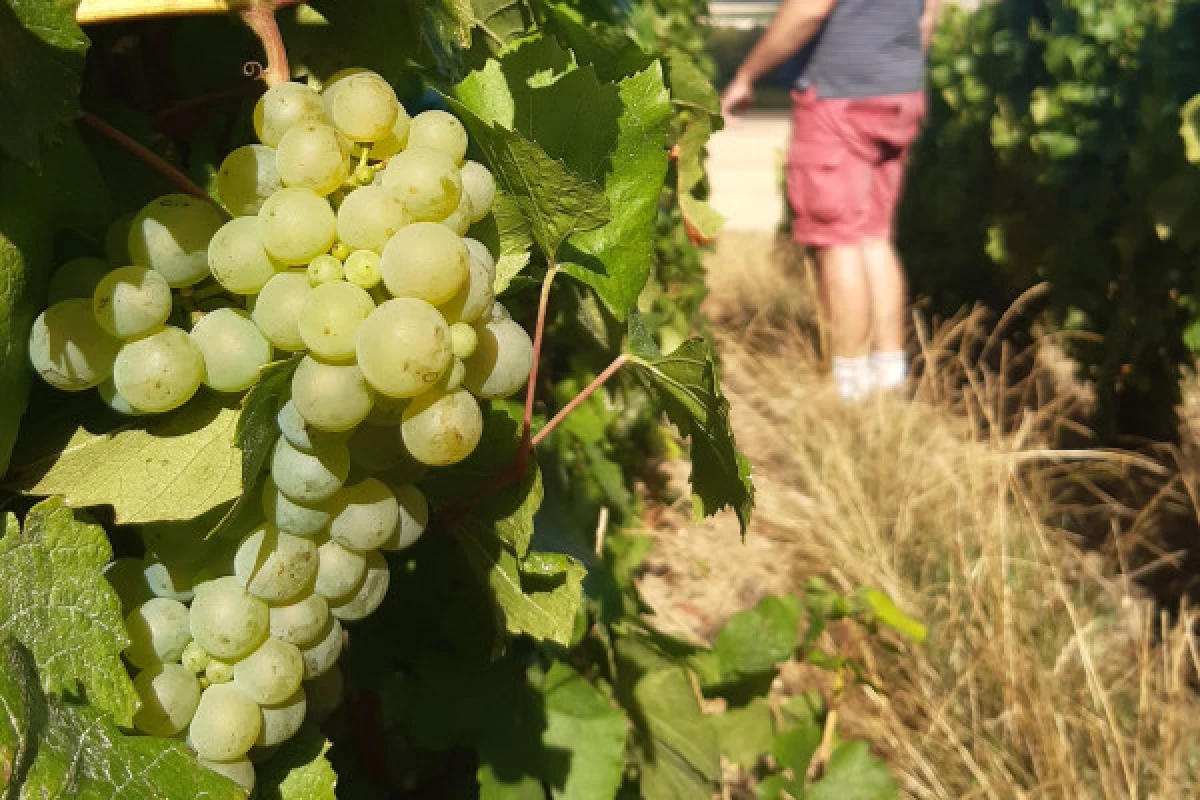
[470,0,531,53]
[675,114,724,243]
[628,314,754,534]
[0,498,139,726]
[255,724,338,800]
[540,661,628,799]
[0,639,246,798]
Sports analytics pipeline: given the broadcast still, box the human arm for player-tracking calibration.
[920,0,943,50]
[719,0,839,118]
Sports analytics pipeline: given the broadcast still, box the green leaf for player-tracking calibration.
[10,391,245,525]
[0,0,89,167]
[256,724,338,800]
[471,0,532,53]
[711,697,775,770]
[470,192,534,294]
[0,498,139,726]
[1181,93,1200,165]
[773,723,821,774]
[478,766,546,800]
[629,317,754,533]
[0,639,246,799]
[543,4,655,83]
[281,0,423,86]
[540,662,628,799]
[712,595,802,680]
[807,740,898,800]
[675,115,724,243]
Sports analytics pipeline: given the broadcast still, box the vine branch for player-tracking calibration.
[531,353,630,448]
[79,113,213,202]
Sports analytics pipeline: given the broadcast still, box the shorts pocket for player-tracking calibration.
[788,148,850,225]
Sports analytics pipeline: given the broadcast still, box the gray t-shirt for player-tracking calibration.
[796,0,926,99]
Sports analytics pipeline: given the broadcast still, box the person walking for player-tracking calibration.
[721,0,940,401]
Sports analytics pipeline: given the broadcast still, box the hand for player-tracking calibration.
[720,76,755,120]
[920,11,935,50]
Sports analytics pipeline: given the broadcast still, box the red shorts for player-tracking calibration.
[787,88,926,247]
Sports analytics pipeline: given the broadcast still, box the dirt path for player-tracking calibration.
[707,110,790,233]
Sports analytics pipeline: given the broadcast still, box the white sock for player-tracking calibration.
[870,350,908,391]
[831,356,872,402]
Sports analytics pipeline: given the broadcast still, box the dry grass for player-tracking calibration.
[642,232,1200,799]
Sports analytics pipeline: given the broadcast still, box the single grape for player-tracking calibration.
[125,597,191,669]
[307,253,344,286]
[313,536,366,600]
[233,637,304,705]
[255,82,327,147]
[104,557,154,612]
[440,238,496,324]
[258,187,338,266]
[336,185,408,253]
[233,526,319,604]
[460,161,496,222]
[92,266,172,339]
[218,144,283,215]
[189,683,262,761]
[205,657,235,685]
[190,308,272,393]
[277,122,351,196]
[329,550,390,621]
[269,592,330,647]
[463,315,534,399]
[47,257,110,304]
[105,213,134,265]
[331,240,351,261]
[142,559,196,603]
[326,71,399,142]
[291,356,374,432]
[28,299,120,391]
[113,326,204,413]
[98,379,141,416]
[368,103,412,160]
[380,484,429,551]
[364,393,408,426]
[189,576,270,660]
[261,474,332,536]
[271,435,351,504]
[380,147,463,221]
[406,110,469,164]
[133,663,202,736]
[442,192,473,236]
[199,757,255,793]
[348,422,407,471]
[380,222,468,304]
[275,399,347,455]
[257,687,307,747]
[356,298,452,397]
[304,663,343,722]
[300,617,343,679]
[298,280,375,362]
[327,478,399,551]
[182,640,211,674]
[253,271,313,350]
[449,322,478,360]
[444,358,466,391]
[128,194,224,288]
[344,249,382,289]
[208,215,281,294]
[400,387,483,466]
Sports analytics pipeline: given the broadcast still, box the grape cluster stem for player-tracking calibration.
[238,3,293,88]
[80,113,214,203]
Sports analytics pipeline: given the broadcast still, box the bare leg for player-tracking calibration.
[860,236,907,352]
[815,244,872,358]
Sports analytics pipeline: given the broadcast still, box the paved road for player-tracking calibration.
[707,109,791,232]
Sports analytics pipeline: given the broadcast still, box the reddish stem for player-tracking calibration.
[79,112,212,202]
[522,265,560,442]
[239,3,291,86]
[531,354,630,448]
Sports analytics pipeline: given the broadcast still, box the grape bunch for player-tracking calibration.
[33,68,535,791]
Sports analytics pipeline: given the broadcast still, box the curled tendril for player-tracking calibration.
[243,61,266,79]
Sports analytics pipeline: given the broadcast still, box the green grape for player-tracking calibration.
[28,299,120,391]
[380,147,463,221]
[275,399,347,455]
[255,82,327,147]
[113,326,204,413]
[92,266,172,339]
[276,122,350,196]
[233,525,319,604]
[98,379,142,416]
[444,358,466,391]
[269,592,330,647]
[348,422,406,471]
[190,308,272,393]
[380,222,468,304]
[142,559,196,603]
[189,576,270,660]
[440,238,496,324]
[257,687,307,747]
[233,637,304,705]
[344,249,382,289]
[206,657,235,684]
[331,241,351,261]
[128,194,224,288]
[368,103,412,160]
[313,536,366,600]
[125,597,191,669]
[199,757,255,793]
[258,188,337,266]
[47,257,110,304]
[400,387,483,466]
[105,212,134,265]
[132,663,202,736]
[439,191,472,236]
[182,640,211,673]
[364,393,408,426]
[218,144,283,216]
[252,271,312,350]
[327,478,399,551]
[105,557,153,611]
[300,617,342,679]
[271,435,351,504]
[329,550,390,621]
[291,356,374,432]
[460,161,496,222]
[356,298,452,397]
[326,71,399,142]
[307,254,344,286]
[449,322,477,360]
[406,110,469,165]
[463,315,534,399]
[380,484,429,551]
[304,663,343,722]
[298,280,375,362]
[336,185,407,253]
[261,474,331,536]
[189,683,262,761]
[208,216,282,294]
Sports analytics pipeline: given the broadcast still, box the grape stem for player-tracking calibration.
[79,112,214,203]
[239,2,292,87]
[531,353,630,448]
